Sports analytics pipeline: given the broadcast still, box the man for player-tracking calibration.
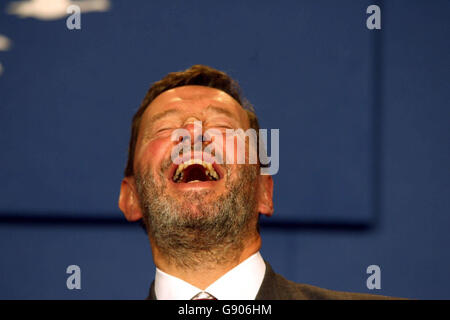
[118,65,391,300]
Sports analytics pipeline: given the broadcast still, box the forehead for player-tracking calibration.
[141,85,250,126]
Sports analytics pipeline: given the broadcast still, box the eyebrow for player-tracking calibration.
[149,108,181,123]
[204,105,237,119]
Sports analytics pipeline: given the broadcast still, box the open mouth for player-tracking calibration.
[172,159,220,183]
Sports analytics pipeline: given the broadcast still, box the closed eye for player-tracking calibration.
[154,127,174,136]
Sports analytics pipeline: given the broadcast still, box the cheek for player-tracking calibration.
[136,137,173,172]
[222,134,256,165]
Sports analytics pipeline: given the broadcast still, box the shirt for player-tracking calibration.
[154,251,266,300]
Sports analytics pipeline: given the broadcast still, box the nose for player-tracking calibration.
[183,120,204,146]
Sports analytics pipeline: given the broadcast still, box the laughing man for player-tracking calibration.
[119,65,392,300]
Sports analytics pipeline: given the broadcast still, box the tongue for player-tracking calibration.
[182,164,209,183]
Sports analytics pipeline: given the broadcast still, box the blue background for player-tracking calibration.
[0,0,449,299]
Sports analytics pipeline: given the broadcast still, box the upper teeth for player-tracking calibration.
[172,159,219,182]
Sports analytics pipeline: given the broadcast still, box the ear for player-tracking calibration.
[257,174,274,217]
[119,176,144,221]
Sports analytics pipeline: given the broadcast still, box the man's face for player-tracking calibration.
[119,85,273,268]
[133,85,256,217]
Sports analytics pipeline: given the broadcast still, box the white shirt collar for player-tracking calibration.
[154,252,266,300]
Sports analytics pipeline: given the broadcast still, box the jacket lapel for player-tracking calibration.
[146,280,157,300]
[255,261,280,300]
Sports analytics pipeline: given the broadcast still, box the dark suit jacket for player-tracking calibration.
[146,261,396,300]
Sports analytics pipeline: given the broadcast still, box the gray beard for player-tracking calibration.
[135,161,259,270]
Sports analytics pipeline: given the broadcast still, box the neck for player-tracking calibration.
[150,234,262,290]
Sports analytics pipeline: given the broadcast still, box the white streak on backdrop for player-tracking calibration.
[0,34,12,77]
[1,0,111,76]
[6,0,110,20]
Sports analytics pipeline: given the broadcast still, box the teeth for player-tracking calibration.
[172,159,219,182]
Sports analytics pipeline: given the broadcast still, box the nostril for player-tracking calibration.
[202,134,211,143]
[193,133,203,144]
